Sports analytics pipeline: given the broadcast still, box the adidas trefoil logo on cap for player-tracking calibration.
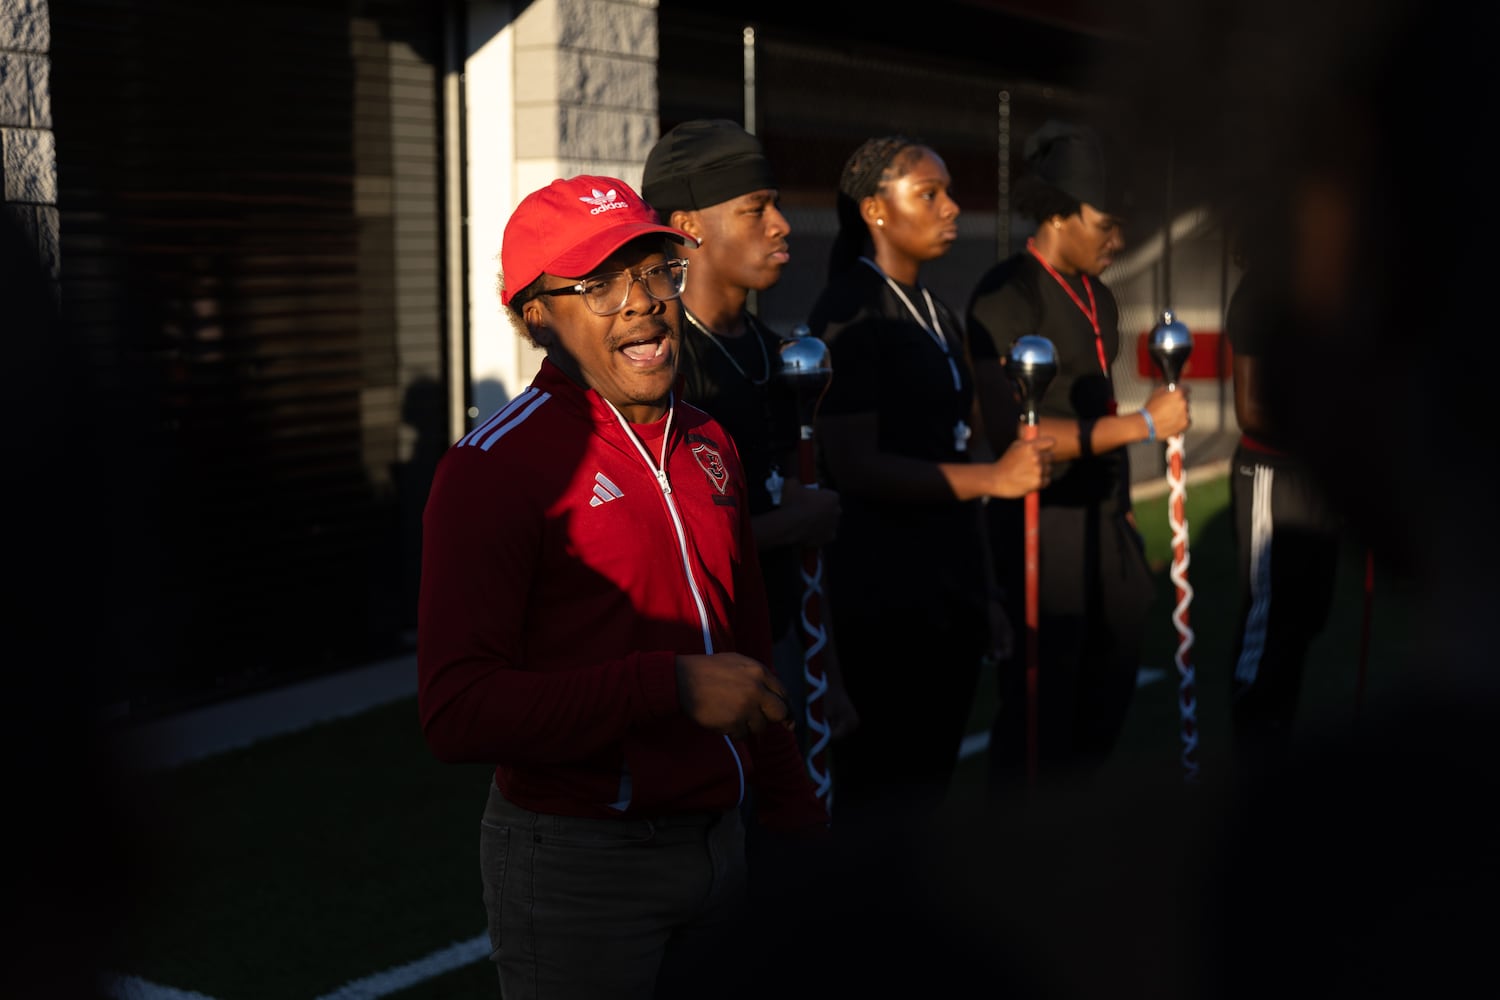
[579,187,630,215]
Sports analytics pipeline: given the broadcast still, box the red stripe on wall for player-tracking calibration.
[1135,330,1232,379]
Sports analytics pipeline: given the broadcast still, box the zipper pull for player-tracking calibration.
[656,469,672,495]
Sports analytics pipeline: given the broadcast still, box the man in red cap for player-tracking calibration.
[417,175,827,999]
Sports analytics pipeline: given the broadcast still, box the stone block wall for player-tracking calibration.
[0,0,55,281]
[468,0,662,405]
[513,0,659,193]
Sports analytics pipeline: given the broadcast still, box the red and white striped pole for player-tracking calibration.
[780,327,834,811]
[1006,335,1057,785]
[1148,312,1200,784]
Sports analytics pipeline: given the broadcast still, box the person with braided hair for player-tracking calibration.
[806,134,1054,840]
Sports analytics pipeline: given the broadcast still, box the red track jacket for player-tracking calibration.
[418,359,824,833]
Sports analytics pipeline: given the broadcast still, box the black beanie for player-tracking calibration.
[641,119,778,217]
[1019,119,1125,216]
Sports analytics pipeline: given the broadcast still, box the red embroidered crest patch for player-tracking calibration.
[692,443,729,494]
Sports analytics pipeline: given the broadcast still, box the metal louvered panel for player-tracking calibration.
[50,0,449,719]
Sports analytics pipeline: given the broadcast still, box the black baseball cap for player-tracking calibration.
[641,119,778,217]
[1018,119,1128,217]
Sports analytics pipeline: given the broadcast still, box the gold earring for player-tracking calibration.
[1052,218,1062,229]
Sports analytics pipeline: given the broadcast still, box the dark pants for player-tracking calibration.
[1228,447,1342,773]
[987,501,1154,796]
[480,784,746,1000]
[827,601,985,837]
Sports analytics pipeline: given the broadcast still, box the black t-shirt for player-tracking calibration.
[807,261,987,620]
[1225,266,1293,453]
[677,310,803,636]
[968,251,1131,511]
[1225,267,1273,358]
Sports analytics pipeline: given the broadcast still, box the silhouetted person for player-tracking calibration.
[3,211,142,997]
[1096,0,1500,995]
[1222,246,1345,778]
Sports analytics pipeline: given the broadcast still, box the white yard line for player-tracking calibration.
[103,935,491,1000]
[117,654,418,772]
[311,935,490,999]
[104,976,218,1000]
[105,650,1179,998]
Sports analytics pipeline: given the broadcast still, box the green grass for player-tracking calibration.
[115,700,496,999]
[110,469,1420,999]
[947,470,1419,807]
[1123,472,1418,784]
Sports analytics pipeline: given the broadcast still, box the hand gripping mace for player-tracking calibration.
[1006,335,1057,785]
[779,326,834,811]
[1148,312,1200,784]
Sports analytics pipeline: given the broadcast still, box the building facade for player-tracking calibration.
[15,0,1232,718]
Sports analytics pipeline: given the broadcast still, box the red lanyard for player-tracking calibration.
[1027,238,1108,375]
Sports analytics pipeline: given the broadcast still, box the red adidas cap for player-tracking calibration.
[500,174,697,305]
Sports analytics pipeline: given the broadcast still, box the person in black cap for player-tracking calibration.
[642,119,859,770]
[966,119,1191,799]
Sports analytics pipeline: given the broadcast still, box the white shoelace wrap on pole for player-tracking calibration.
[779,329,834,813]
[800,551,833,806]
[1165,431,1200,783]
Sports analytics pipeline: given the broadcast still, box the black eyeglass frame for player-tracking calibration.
[531,258,690,316]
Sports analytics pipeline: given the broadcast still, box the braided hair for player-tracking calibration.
[826,135,929,278]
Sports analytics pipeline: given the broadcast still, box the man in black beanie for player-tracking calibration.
[965,119,1190,798]
[642,119,858,798]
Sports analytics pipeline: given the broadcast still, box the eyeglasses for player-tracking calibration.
[533,259,689,316]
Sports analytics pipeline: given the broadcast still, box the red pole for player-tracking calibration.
[1023,423,1041,784]
[1004,334,1056,788]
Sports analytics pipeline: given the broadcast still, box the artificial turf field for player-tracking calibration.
[103,468,1423,999]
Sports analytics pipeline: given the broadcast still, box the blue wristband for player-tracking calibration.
[1140,409,1157,443]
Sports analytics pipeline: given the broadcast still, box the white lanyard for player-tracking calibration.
[858,257,969,451]
[859,256,960,391]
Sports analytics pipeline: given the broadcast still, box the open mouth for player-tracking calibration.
[619,335,670,364]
